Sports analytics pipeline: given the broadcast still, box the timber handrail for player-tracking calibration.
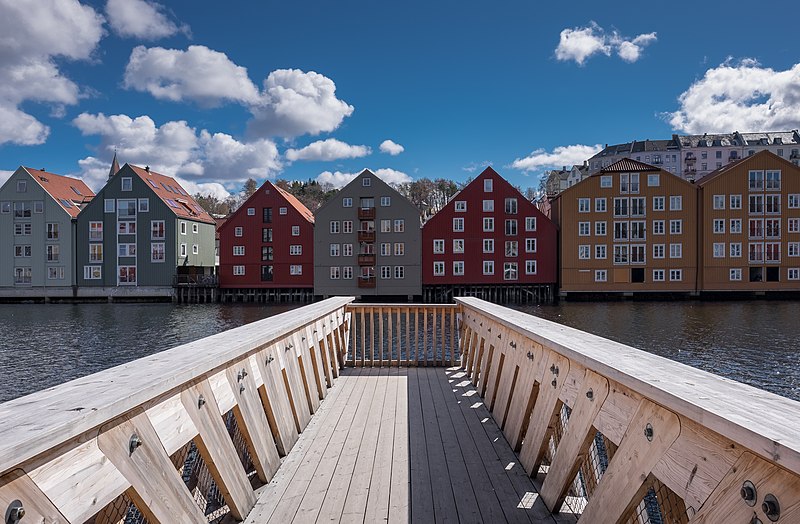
[456,296,800,522]
[0,296,353,523]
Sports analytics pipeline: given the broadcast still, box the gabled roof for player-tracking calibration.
[126,164,215,224]
[22,167,95,218]
[596,158,661,173]
[696,150,799,186]
[274,183,314,223]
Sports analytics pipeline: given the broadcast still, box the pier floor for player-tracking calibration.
[244,367,563,524]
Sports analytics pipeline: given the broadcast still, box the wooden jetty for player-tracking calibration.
[0,297,798,523]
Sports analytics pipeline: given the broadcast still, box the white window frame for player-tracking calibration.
[453,217,464,232]
[453,261,465,276]
[595,270,608,282]
[433,239,445,254]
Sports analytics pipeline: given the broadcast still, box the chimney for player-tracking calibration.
[145,166,150,172]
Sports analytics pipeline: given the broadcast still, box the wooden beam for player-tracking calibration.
[255,344,298,456]
[0,469,67,523]
[503,339,546,450]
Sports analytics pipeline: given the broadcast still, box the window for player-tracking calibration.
[289,265,303,276]
[669,196,682,211]
[262,228,272,242]
[433,239,445,254]
[290,245,302,255]
[118,221,136,235]
[505,219,517,236]
[46,223,58,239]
[594,198,606,213]
[669,269,682,282]
[433,261,445,276]
[381,196,391,207]
[14,223,31,236]
[788,242,800,257]
[728,194,742,210]
[749,219,764,239]
[12,201,31,218]
[343,243,353,257]
[343,197,353,207]
[595,270,608,282]
[730,269,742,281]
[192,223,198,234]
[525,260,537,274]
[713,243,725,258]
[16,180,27,192]
[670,220,682,235]
[730,243,742,258]
[620,173,639,193]
[505,198,517,214]
[44,244,59,262]
[484,179,493,192]
[394,243,405,256]
[89,221,103,241]
[455,200,466,212]
[647,174,660,187]
[47,267,64,280]
[652,220,664,235]
[380,243,391,256]
[766,242,781,262]
[749,243,764,263]
[260,265,272,281]
[483,239,494,253]
[342,266,352,279]
[525,217,537,231]
[483,199,494,212]
[380,219,391,233]
[789,268,800,280]
[789,219,800,233]
[453,239,464,253]
[247,207,255,216]
[614,221,628,241]
[362,177,371,186]
[151,243,165,262]
[118,244,136,257]
[713,219,725,234]
[653,270,665,282]
[630,221,645,241]
[595,244,607,259]
[613,198,628,217]
[381,266,392,279]
[504,262,518,280]
[104,199,115,213]
[343,220,353,233]
[670,243,682,258]
[483,260,494,275]
[121,177,132,191]
[505,241,518,257]
[578,245,590,259]
[258,246,272,262]
[138,199,149,212]
[180,221,187,235]
[394,266,405,279]
[600,176,612,188]
[394,219,404,232]
[233,245,245,256]
[453,261,465,276]
[0,202,8,213]
[526,238,537,253]
[730,219,742,234]
[483,217,494,232]
[578,222,590,236]
[713,195,725,210]
[749,170,764,190]
[629,197,645,217]
[766,219,780,239]
[83,266,101,280]
[89,244,103,262]
[453,217,464,232]
[263,207,272,223]
[653,244,665,259]
[279,207,287,215]
[789,194,800,209]
[330,221,340,234]
[235,226,243,237]
[330,266,340,279]
[652,196,665,212]
[630,244,646,264]
[595,221,607,236]
[765,194,781,214]
[765,170,781,190]
[749,195,764,214]
[578,198,590,213]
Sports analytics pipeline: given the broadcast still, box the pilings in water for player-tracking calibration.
[422,284,555,304]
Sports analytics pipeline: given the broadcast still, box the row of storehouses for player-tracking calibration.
[3,150,800,302]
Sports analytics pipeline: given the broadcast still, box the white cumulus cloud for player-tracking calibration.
[72,112,281,193]
[0,0,105,145]
[0,169,13,187]
[106,0,189,40]
[555,22,656,65]
[124,45,260,105]
[316,168,411,189]
[667,59,800,134]
[511,144,603,172]
[285,138,370,162]
[379,139,405,155]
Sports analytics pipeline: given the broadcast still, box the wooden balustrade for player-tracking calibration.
[344,304,460,367]
[455,296,800,523]
[0,297,353,523]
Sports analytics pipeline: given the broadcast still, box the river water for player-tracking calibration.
[0,300,797,403]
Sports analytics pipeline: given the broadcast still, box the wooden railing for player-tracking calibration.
[0,297,353,523]
[344,304,460,367]
[456,297,800,523]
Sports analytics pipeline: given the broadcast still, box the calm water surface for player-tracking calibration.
[0,300,797,402]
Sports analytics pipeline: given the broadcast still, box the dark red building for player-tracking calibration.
[422,167,557,301]
[219,181,314,298]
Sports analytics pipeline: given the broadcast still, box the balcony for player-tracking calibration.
[358,230,375,242]
[358,207,375,220]
[357,254,376,266]
[357,275,376,288]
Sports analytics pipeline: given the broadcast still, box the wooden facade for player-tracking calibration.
[218,180,314,290]
[698,150,800,291]
[554,159,699,295]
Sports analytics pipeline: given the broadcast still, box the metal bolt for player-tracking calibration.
[129,433,142,454]
[487,327,491,332]
[740,480,756,506]
[551,378,557,388]
[750,517,763,524]
[762,494,780,521]
[239,384,246,394]
[237,370,243,381]
[266,355,274,364]
[644,423,654,442]
[526,351,534,360]
[7,502,25,523]
[302,336,306,341]
[586,389,594,400]
[198,395,206,408]
[241,369,248,378]
[510,341,517,349]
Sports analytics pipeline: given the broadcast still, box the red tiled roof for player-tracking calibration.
[597,158,661,173]
[23,167,95,218]
[274,183,315,223]
[126,164,216,224]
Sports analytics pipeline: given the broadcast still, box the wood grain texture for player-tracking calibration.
[256,344,298,456]
[0,469,68,523]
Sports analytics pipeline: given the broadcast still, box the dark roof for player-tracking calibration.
[591,139,678,159]
[597,158,661,173]
[23,167,95,218]
[126,164,216,224]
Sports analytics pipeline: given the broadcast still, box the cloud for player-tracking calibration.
[316,167,412,189]
[0,0,105,145]
[667,59,800,134]
[555,22,656,65]
[511,144,603,172]
[105,0,189,40]
[124,45,259,105]
[0,170,13,187]
[379,139,404,155]
[285,138,370,162]
[462,160,492,173]
[72,112,281,192]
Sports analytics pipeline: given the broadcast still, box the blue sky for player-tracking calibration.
[1,0,799,198]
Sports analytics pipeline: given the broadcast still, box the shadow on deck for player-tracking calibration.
[245,367,565,524]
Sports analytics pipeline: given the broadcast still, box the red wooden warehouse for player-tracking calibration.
[422,167,557,302]
[218,181,315,300]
